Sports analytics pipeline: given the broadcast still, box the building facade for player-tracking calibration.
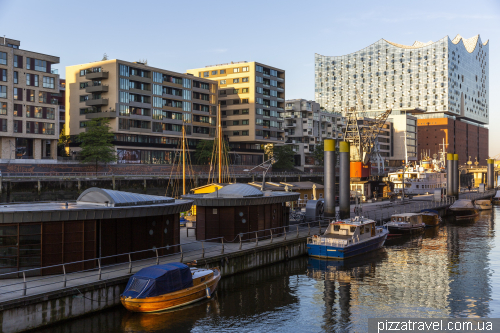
[187,62,285,165]
[315,34,489,162]
[0,37,60,161]
[387,113,418,166]
[66,60,218,164]
[283,99,343,167]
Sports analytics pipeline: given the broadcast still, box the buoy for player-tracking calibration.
[205,285,211,299]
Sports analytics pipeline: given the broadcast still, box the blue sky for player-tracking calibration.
[1,0,499,155]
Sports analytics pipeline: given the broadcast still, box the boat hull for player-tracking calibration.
[475,204,492,210]
[387,224,425,234]
[120,268,221,313]
[307,233,388,260]
[450,208,478,218]
[493,198,500,205]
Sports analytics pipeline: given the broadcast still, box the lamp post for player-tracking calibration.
[243,157,276,191]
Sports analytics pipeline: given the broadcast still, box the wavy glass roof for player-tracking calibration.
[77,188,175,206]
[383,34,488,53]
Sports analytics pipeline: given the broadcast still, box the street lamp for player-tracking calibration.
[243,157,276,191]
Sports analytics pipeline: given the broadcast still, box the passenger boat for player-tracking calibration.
[493,190,500,205]
[420,209,441,227]
[449,199,478,218]
[474,199,492,210]
[385,213,425,234]
[388,165,446,196]
[121,263,221,313]
[307,216,388,259]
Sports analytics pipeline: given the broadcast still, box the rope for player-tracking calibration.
[72,287,119,303]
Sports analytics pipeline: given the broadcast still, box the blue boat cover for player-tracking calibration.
[121,263,193,299]
[421,209,439,214]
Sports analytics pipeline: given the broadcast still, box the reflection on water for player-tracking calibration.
[42,209,499,333]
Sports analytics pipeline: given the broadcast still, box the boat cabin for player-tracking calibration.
[391,213,423,225]
[323,217,377,242]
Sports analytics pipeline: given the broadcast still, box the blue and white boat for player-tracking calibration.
[307,216,389,259]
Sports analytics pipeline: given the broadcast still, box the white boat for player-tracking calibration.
[388,166,446,196]
[449,199,478,218]
[385,213,425,234]
[493,190,500,205]
[474,199,492,210]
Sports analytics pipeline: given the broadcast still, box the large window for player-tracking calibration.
[0,102,6,115]
[34,59,47,72]
[0,85,6,99]
[0,69,6,82]
[15,138,33,159]
[0,52,6,65]
[0,224,42,272]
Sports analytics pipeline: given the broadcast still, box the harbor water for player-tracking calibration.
[41,208,500,333]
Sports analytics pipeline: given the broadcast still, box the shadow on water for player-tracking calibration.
[36,208,499,332]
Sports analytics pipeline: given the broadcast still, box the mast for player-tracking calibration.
[182,124,186,195]
[218,104,222,183]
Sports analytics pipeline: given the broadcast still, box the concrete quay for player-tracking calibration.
[0,189,496,333]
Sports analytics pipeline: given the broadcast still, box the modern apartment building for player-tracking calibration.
[283,99,343,167]
[187,62,285,165]
[315,34,489,161]
[66,60,218,164]
[387,113,418,166]
[0,36,60,161]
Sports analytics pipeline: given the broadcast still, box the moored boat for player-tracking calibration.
[493,190,500,205]
[307,216,388,260]
[420,209,441,227]
[121,263,221,313]
[449,199,478,218]
[474,199,492,210]
[385,213,425,233]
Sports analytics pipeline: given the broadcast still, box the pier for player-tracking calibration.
[0,189,495,333]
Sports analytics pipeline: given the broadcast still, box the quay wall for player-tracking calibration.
[0,237,308,333]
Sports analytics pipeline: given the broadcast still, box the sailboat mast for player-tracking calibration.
[182,124,186,195]
[218,104,222,183]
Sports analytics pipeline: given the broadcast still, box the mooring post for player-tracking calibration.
[319,220,321,234]
[128,254,132,273]
[63,264,67,288]
[202,241,205,258]
[156,249,159,265]
[221,238,224,254]
[98,258,102,280]
[284,227,287,240]
[239,234,242,250]
[296,225,299,238]
[255,232,258,247]
[180,245,183,262]
[23,272,27,296]
[308,223,311,235]
[270,229,273,243]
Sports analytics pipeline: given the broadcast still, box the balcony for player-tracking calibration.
[127,127,151,133]
[85,84,109,93]
[85,98,108,107]
[85,71,109,80]
[285,106,295,111]
[285,123,296,128]
[130,74,151,83]
[85,109,117,119]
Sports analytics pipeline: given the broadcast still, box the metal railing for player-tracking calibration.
[0,171,326,178]
[0,218,330,299]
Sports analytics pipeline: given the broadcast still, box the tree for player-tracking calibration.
[194,140,214,165]
[312,141,325,165]
[77,118,116,174]
[58,127,71,157]
[269,145,295,170]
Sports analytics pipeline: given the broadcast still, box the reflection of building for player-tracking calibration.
[283,99,342,168]
[316,34,489,165]
[66,59,218,164]
[187,62,286,165]
[0,36,60,161]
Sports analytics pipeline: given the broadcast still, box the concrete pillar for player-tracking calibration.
[446,153,453,197]
[487,159,494,189]
[50,139,58,160]
[453,154,459,196]
[324,139,336,218]
[143,179,147,191]
[34,139,42,160]
[112,175,116,190]
[37,180,41,195]
[339,141,350,219]
[77,180,81,191]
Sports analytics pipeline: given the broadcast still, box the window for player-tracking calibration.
[43,76,55,89]
[14,55,21,68]
[0,52,6,65]
[119,64,130,77]
[233,131,240,135]
[233,89,239,94]
[233,78,239,83]
[80,95,89,102]
[242,67,249,72]
[242,130,249,136]
[14,71,18,84]
[120,91,129,103]
[242,99,248,104]
[80,121,88,128]
[242,109,249,114]
[120,78,129,90]
[233,110,239,115]
[304,194,308,200]
[13,104,22,117]
[0,69,6,81]
[220,80,226,84]
[0,85,6,98]
[13,120,22,133]
[13,88,20,100]
[34,59,47,72]
[233,68,240,73]
[182,78,191,88]
[27,89,34,102]
[26,73,31,86]
[242,120,249,125]
[46,108,55,120]
[34,75,39,87]
[211,70,217,75]
[119,104,129,116]
[242,77,249,82]
[242,88,249,93]
[203,71,209,77]
[0,102,6,115]
[153,72,162,83]
[233,121,239,125]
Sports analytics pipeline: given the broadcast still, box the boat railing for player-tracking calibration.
[0,217,332,299]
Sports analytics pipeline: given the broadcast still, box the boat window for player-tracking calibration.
[360,227,365,234]
[365,227,370,233]
[334,225,340,231]
[398,217,403,222]
[350,226,356,233]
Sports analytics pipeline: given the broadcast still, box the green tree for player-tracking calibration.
[269,145,295,170]
[312,141,324,165]
[194,140,214,165]
[58,127,71,157]
[77,118,116,174]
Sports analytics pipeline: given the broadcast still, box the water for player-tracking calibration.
[42,208,500,333]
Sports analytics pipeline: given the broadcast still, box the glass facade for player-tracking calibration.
[315,35,489,125]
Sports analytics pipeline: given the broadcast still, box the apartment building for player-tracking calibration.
[0,36,60,161]
[283,99,343,167]
[66,60,218,164]
[187,62,285,165]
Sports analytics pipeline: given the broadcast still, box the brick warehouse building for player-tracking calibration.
[417,117,488,165]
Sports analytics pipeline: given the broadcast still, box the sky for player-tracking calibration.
[0,0,499,155]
